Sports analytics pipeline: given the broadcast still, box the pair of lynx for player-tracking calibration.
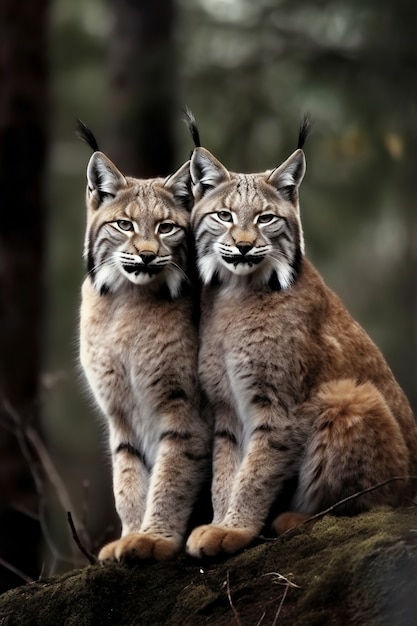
[79,115,417,563]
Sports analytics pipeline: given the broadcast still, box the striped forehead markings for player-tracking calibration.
[124,185,171,221]
[226,175,267,212]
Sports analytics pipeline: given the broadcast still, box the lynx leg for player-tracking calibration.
[114,426,208,562]
[99,426,150,561]
[274,379,409,533]
[211,409,241,523]
[187,421,301,557]
[101,428,208,562]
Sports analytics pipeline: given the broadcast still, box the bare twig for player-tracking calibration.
[225,569,242,626]
[271,583,289,626]
[67,512,97,565]
[26,425,90,548]
[11,484,76,572]
[301,475,417,527]
[263,572,301,589]
[1,400,44,495]
[1,398,94,575]
[254,611,266,626]
[258,475,417,545]
[263,571,301,626]
[0,557,34,584]
[1,401,63,577]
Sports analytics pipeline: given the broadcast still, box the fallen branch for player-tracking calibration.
[67,512,97,566]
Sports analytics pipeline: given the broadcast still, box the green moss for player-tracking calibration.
[1,508,416,625]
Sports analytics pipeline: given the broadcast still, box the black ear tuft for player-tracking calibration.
[183,107,201,149]
[76,119,100,152]
[297,114,312,150]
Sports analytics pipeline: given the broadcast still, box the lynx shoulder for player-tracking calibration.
[185,127,417,558]
[78,136,209,562]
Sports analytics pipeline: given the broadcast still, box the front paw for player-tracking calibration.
[186,524,254,558]
[98,533,180,562]
[98,538,121,562]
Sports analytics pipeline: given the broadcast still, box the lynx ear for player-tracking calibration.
[87,152,127,207]
[190,147,230,200]
[164,160,193,210]
[267,149,306,203]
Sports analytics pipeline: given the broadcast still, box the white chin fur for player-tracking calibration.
[94,264,184,299]
[94,264,124,293]
[199,252,296,289]
[219,258,260,276]
[120,269,158,285]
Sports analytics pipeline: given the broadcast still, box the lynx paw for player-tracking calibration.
[273,512,310,535]
[186,524,254,558]
[98,533,180,562]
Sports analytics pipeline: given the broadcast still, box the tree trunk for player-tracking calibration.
[0,0,49,592]
[108,0,178,177]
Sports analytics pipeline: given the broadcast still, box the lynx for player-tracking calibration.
[185,117,417,558]
[78,125,209,561]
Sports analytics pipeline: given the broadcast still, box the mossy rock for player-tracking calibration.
[1,508,416,625]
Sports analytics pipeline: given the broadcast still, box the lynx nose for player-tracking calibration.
[236,243,253,256]
[139,252,156,265]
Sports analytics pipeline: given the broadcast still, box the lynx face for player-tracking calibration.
[84,152,191,298]
[190,148,306,289]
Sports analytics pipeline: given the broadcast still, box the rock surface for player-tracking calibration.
[0,508,416,625]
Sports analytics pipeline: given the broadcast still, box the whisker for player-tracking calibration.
[154,256,170,266]
[200,251,218,264]
[269,250,292,263]
[87,256,117,276]
[168,261,190,283]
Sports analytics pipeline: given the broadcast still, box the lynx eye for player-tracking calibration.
[157,222,175,234]
[257,213,276,224]
[217,211,233,222]
[116,219,134,231]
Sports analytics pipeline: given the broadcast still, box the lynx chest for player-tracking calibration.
[198,285,310,413]
[79,278,198,419]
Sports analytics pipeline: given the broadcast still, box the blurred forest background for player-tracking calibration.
[0,0,416,592]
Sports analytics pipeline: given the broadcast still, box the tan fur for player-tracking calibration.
[79,152,209,561]
[185,146,417,558]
